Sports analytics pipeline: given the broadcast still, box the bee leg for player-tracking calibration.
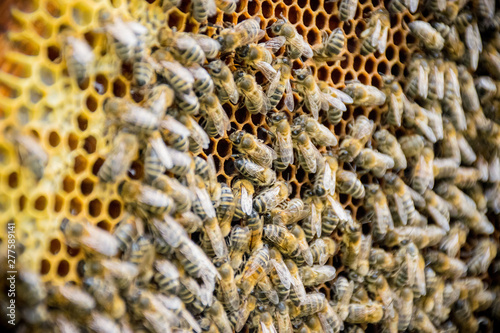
[260,128,276,139]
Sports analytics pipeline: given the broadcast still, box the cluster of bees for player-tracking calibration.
[4,0,500,332]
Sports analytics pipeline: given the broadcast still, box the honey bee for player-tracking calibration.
[285,259,307,304]
[61,219,119,257]
[83,276,125,319]
[128,236,155,286]
[216,262,239,309]
[233,155,277,186]
[321,198,343,236]
[177,273,206,313]
[295,115,338,147]
[405,54,430,100]
[373,130,407,171]
[424,189,450,231]
[269,246,293,290]
[360,9,390,55]
[383,172,417,226]
[256,274,280,305]
[169,115,205,154]
[313,154,338,197]
[309,237,338,265]
[215,183,235,237]
[363,185,393,241]
[294,67,346,119]
[357,234,372,277]
[152,175,193,214]
[355,148,395,178]
[411,146,435,194]
[343,302,384,324]
[63,35,95,83]
[276,302,293,333]
[336,170,365,198]
[313,28,346,62]
[190,34,221,60]
[266,57,294,112]
[207,60,239,104]
[47,284,95,315]
[339,115,375,162]
[230,130,277,168]
[366,270,395,314]
[339,0,359,21]
[119,179,176,217]
[263,224,299,257]
[215,0,237,13]
[302,190,325,240]
[229,295,256,332]
[410,308,438,333]
[369,248,396,273]
[216,17,265,52]
[246,212,262,254]
[191,0,217,23]
[266,112,294,171]
[318,303,344,333]
[443,74,467,133]
[154,259,180,295]
[425,102,444,141]
[467,238,497,275]
[456,134,476,167]
[187,64,215,98]
[409,20,445,52]
[426,58,445,101]
[334,276,354,317]
[206,301,232,333]
[89,312,122,333]
[454,167,481,189]
[238,245,270,297]
[104,97,160,135]
[199,93,231,138]
[381,75,404,127]
[98,12,148,62]
[234,70,268,114]
[232,179,255,219]
[291,125,323,173]
[290,224,314,266]
[457,65,480,113]
[227,226,250,271]
[289,292,327,318]
[343,80,386,106]
[271,198,308,226]
[235,43,276,79]
[425,250,467,278]
[341,219,362,269]
[402,98,437,143]
[253,181,289,213]
[269,17,313,59]
[452,300,478,333]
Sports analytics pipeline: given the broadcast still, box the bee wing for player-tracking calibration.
[312,203,322,238]
[284,79,295,111]
[414,254,426,296]
[315,239,330,266]
[161,116,191,137]
[66,36,95,64]
[155,260,180,279]
[305,93,321,120]
[256,61,278,82]
[297,233,313,266]
[427,205,450,231]
[418,65,428,98]
[207,155,218,185]
[276,312,292,333]
[205,103,227,137]
[290,273,307,303]
[204,221,228,258]
[330,87,354,104]
[407,0,418,13]
[270,258,292,289]
[298,144,319,173]
[267,69,282,99]
[465,23,482,52]
[326,195,349,222]
[82,225,119,256]
[322,92,346,112]
[392,194,408,226]
[101,259,139,279]
[324,162,333,194]
[161,61,195,84]
[222,77,240,105]
[106,19,138,46]
[301,38,314,58]
[195,187,217,218]
[318,123,338,146]
[240,186,253,216]
[440,232,459,257]
[188,117,211,149]
[435,66,445,100]
[371,19,382,47]
[127,21,148,36]
[377,26,389,54]
[240,158,269,183]
[276,131,294,165]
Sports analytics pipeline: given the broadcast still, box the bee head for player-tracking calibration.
[235,45,249,59]
[229,130,244,144]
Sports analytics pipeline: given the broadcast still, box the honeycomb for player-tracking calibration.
[1,0,499,331]
[0,0,416,286]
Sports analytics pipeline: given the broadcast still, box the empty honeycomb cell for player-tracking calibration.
[391,62,402,77]
[67,132,79,151]
[306,28,319,44]
[317,66,329,81]
[398,48,409,64]
[288,5,300,24]
[57,259,70,277]
[385,45,395,61]
[54,194,63,213]
[107,199,121,219]
[49,239,62,255]
[18,195,27,212]
[66,245,80,257]
[297,0,307,7]
[39,66,55,86]
[8,172,18,189]
[353,55,363,71]
[73,155,87,174]
[235,107,250,123]
[29,86,44,104]
[40,259,50,275]
[371,74,381,89]
[247,0,261,15]
[112,78,127,97]
[77,114,88,132]
[216,138,231,157]
[45,0,63,18]
[63,175,75,193]
[48,131,61,147]
[97,220,111,232]
[377,60,388,75]
[69,197,83,216]
[83,135,96,154]
[70,2,93,26]
[262,1,273,18]
[274,3,287,18]
[80,178,94,196]
[32,16,53,39]
[303,8,313,26]
[34,195,48,211]
[223,159,235,176]
[331,67,343,82]
[347,37,357,53]
[357,72,369,85]
[88,198,102,218]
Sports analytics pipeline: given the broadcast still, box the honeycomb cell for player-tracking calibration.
[216,139,232,157]
[40,66,55,86]
[63,176,76,193]
[67,246,80,257]
[274,3,286,18]
[67,133,79,150]
[8,172,18,189]
[262,1,273,18]
[69,197,83,216]
[306,28,319,45]
[248,0,261,15]
[77,113,88,131]
[83,135,96,154]
[289,6,301,24]
[94,74,108,95]
[377,61,388,75]
[49,239,61,255]
[128,160,143,180]
[54,194,64,213]
[45,0,63,18]
[41,259,50,275]
[73,155,87,174]
[48,131,61,147]
[315,12,327,29]
[57,260,70,277]
[71,2,93,26]
[108,200,122,219]
[34,195,48,211]
[303,9,313,27]
[88,199,102,218]
[97,220,111,232]
[112,78,127,97]
[80,178,94,196]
